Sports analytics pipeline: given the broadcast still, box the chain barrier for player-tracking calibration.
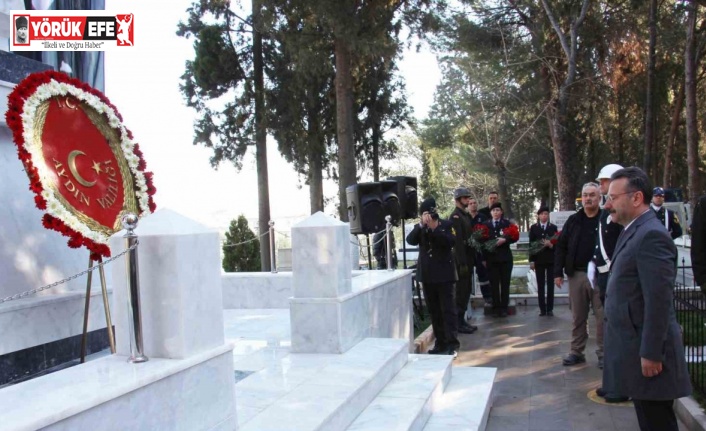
[0,241,139,305]
[221,231,270,248]
[276,230,290,238]
[349,229,387,247]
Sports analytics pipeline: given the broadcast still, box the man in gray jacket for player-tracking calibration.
[603,167,691,431]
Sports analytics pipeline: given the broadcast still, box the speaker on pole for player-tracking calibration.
[380,180,401,226]
[346,182,385,235]
[387,176,418,219]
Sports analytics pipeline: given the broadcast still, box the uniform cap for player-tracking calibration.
[490,202,503,211]
[419,197,436,215]
[537,206,550,215]
[653,187,665,196]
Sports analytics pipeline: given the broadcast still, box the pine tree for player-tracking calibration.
[222,215,261,272]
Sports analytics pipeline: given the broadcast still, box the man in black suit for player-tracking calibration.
[650,187,682,239]
[407,197,459,357]
[450,187,478,334]
[529,207,557,316]
[478,191,499,219]
[691,194,706,294]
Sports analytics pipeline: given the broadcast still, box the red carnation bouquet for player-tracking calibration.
[484,223,520,253]
[467,224,490,251]
[529,230,561,256]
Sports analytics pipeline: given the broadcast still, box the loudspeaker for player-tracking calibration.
[380,180,401,226]
[387,176,418,219]
[346,182,385,235]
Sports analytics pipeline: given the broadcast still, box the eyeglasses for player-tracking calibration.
[606,191,634,202]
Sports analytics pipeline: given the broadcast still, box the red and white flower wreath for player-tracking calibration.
[4,71,156,258]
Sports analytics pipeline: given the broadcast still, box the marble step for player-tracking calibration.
[422,367,496,431]
[238,337,409,431]
[346,354,453,431]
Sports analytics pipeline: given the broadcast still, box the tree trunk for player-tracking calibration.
[686,3,701,203]
[334,37,357,221]
[252,0,271,271]
[496,162,514,220]
[372,124,380,182]
[616,90,625,164]
[309,148,324,214]
[541,0,589,210]
[664,82,685,188]
[643,0,658,180]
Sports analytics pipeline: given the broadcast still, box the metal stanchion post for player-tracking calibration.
[269,220,277,273]
[385,215,393,271]
[122,213,148,363]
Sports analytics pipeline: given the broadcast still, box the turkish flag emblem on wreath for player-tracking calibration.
[5,71,156,259]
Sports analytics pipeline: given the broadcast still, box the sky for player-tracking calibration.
[104,0,440,233]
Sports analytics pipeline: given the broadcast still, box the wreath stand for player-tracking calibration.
[79,255,116,363]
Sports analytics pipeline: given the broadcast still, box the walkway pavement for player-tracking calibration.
[456,304,687,431]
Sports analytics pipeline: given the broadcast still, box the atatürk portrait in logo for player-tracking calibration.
[15,16,29,45]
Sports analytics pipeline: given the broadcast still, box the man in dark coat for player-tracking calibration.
[603,167,691,431]
[478,191,499,219]
[450,187,478,334]
[529,207,557,316]
[650,187,682,239]
[407,197,459,357]
[554,183,604,367]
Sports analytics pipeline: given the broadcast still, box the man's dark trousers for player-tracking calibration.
[456,262,474,320]
[633,400,679,431]
[596,271,609,305]
[423,282,459,351]
[535,263,554,313]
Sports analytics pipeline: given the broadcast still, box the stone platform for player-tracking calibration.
[225,309,496,431]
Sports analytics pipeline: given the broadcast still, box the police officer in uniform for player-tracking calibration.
[483,202,516,317]
[691,194,706,294]
[407,197,459,357]
[651,187,682,239]
[529,206,558,316]
[593,164,630,403]
[450,188,478,334]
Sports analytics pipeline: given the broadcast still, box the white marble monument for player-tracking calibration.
[289,212,414,354]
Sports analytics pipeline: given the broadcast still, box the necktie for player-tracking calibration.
[494,221,498,229]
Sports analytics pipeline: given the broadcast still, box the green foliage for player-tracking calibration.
[222,215,261,272]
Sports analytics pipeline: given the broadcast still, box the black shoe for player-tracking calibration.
[428,345,446,354]
[562,353,586,366]
[605,395,630,403]
[539,311,547,316]
[596,387,606,397]
[444,347,458,359]
[499,310,508,318]
[458,325,476,334]
[547,310,554,316]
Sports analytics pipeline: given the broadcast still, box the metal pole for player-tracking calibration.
[98,258,115,354]
[385,215,393,271]
[401,218,407,269]
[366,234,373,270]
[123,213,148,363]
[80,256,94,363]
[269,220,277,273]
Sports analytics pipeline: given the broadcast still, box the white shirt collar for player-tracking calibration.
[624,208,651,231]
[651,203,662,211]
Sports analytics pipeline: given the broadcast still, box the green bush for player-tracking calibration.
[222,215,261,272]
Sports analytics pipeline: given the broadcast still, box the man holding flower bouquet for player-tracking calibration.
[481,202,519,317]
[529,207,559,316]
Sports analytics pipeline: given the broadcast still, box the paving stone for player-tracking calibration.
[454,304,687,431]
